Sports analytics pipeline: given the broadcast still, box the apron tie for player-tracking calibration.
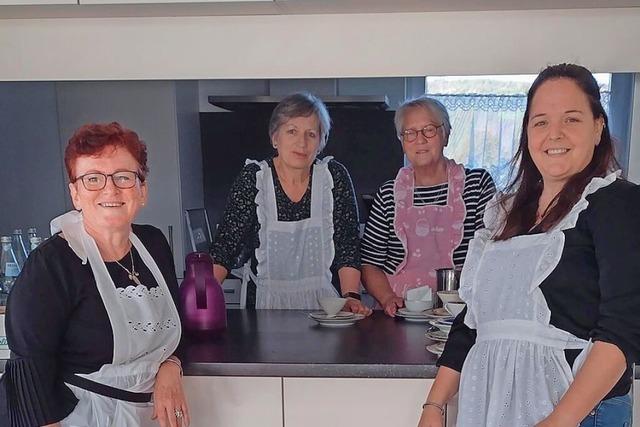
[477,319,588,350]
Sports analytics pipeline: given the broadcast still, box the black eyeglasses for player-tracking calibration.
[73,171,142,191]
[398,123,444,143]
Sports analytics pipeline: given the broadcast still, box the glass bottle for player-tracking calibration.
[27,227,37,240]
[1,236,20,305]
[11,229,28,268]
[26,228,38,254]
[29,236,43,251]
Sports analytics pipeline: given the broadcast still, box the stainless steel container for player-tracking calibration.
[435,268,461,308]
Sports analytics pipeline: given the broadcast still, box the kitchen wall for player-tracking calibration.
[0,80,202,276]
[2,7,639,176]
[0,82,67,237]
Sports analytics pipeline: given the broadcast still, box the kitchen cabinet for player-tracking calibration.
[0,0,75,4]
[183,376,282,427]
[78,0,271,4]
[283,378,433,427]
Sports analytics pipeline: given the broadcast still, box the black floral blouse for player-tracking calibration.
[211,157,361,304]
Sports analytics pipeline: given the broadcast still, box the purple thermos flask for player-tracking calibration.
[180,252,227,338]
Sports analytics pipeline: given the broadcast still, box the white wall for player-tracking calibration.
[629,74,640,183]
[1,8,640,81]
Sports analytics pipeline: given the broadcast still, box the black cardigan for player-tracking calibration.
[438,179,640,400]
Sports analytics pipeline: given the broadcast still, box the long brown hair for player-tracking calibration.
[495,64,617,240]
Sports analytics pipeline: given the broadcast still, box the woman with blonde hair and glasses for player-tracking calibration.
[361,96,495,315]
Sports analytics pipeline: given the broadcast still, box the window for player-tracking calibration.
[426,74,611,187]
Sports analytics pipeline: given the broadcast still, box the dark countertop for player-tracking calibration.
[1,310,638,381]
[182,309,440,378]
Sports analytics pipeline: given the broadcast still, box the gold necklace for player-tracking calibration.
[114,250,142,286]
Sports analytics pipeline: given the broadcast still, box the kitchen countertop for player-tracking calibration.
[1,310,638,380]
[181,309,440,378]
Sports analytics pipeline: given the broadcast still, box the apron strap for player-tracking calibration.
[63,373,153,403]
[477,319,588,350]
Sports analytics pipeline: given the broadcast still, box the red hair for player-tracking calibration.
[64,122,149,181]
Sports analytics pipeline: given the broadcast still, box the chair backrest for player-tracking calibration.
[184,208,213,253]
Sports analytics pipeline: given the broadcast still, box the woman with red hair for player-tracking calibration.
[0,122,190,427]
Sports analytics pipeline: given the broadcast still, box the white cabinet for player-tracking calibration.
[0,0,75,4]
[183,376,282,427]
[78,0,271,4]
[283,377,433,427]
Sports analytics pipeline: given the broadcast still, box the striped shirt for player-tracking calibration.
[361,168,496,275]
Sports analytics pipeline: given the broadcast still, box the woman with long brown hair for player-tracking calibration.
[417,64,639,426]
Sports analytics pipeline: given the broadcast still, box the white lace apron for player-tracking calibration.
[456,173,618,427]
[50,211,181,427]
[250,157,338,309]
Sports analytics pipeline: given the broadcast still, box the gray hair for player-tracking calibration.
[268,92,332,151]
[394,96,452,142]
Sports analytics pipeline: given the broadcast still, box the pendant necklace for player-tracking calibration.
[114,249,142,286]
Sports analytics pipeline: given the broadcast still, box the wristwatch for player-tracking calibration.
[342,292,361,301]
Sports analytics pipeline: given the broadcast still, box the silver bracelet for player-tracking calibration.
[422,401,445,414]
[163,356,183,376]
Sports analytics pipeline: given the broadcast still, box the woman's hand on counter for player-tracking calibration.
[343,297,373,316]
[381,294,404,317]
[417,405,444,427]
[153,358,191,427]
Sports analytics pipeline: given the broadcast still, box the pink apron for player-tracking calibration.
[386,159,466,297]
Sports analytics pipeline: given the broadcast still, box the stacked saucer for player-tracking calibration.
[424,313,455,356]
[395,307,452,323]
[426,342,446,356]
[308,311,365,327]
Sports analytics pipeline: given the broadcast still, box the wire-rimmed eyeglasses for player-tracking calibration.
[73,171,142,191]
[398,123,444,143]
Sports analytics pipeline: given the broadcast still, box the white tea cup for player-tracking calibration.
[318,297,347,317]
[445,302,466,317]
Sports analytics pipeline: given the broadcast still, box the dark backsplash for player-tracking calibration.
[200,108,404,230]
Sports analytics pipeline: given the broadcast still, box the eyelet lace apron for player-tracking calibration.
[456,173,618,427]
[249,157,338,309]
[50,211,181,427]
[386,159,466,297]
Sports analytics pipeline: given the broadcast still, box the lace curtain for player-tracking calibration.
[431,92,611,187]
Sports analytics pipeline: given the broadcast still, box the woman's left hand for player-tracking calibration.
[344,298,373,316]
[152,359,191,427]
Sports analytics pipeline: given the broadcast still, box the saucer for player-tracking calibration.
[424,307,454,319]
[397,308,429,318]
[309,312,364,327]
[425,328,449,342]
[395,309,430,322]
[309,311,355,321]
[426,342,446,356]
[429,319,453,332]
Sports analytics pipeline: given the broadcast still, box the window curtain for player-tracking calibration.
[431,92,610,188]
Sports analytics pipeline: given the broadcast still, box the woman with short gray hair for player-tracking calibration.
[361,95,496,316]
[212,92,371,314]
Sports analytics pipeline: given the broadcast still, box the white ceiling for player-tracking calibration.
[1,0,640,19]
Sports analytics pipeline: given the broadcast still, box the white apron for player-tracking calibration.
[50,211,181,427]
[456,173,617,427]
[250,157,338,309]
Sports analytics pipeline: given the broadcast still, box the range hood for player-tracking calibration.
[208,95,389,111]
